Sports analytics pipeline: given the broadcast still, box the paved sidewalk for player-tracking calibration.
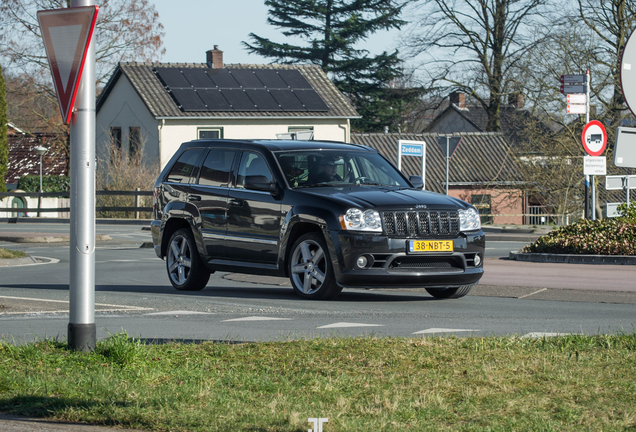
[0,232,112,243]
[0,415,135,432]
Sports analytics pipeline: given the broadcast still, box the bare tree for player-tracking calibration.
[0,0,165,86]
[403,0,548,132]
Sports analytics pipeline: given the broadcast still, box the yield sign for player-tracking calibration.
[38,6,99,124]
[435,136,462,158]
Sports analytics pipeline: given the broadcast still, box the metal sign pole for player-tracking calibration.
[585,70,591,219]
[445,136,450,195]
[68,0,96,351]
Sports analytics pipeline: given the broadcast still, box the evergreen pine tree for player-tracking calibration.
[0,65,8,192]
[243,0,423,132]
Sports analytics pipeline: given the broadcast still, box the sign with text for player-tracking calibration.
[561,74,586,83]
[397,140,426,189]
[583,156,606,175]
[581,120,607,156]
[38,6,99,124]
[567,94,586,104]
[560,84,586,94]
[400,143,423,157]
[567,104,586,114]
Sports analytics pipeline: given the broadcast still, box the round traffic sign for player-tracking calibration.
[621,27,636,118]
[581,120,607,156]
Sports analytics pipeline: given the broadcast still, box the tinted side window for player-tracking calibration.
[198,149,236,187]
[236,152,272,189]
[166,149,203,183]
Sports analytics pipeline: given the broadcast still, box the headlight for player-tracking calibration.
[340,208,382,232]
[459,207,481,231]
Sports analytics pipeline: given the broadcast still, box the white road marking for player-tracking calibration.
[518,288,548,299]
[221,316,292,322]
[145,311,215,316]
[95,258,157,263]
[0,295,153,312]
[413,328,480,334]
[317,322,384,329]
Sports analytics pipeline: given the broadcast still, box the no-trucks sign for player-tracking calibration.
[581,120,607,156]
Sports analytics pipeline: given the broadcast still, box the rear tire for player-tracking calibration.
[288,233,342,300]
[166,228,210,291]
[425,285,473,299]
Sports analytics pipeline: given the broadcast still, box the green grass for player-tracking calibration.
[1,334,635,431]
[0,247,27,259]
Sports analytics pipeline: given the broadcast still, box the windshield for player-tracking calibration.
[275,150,410,189]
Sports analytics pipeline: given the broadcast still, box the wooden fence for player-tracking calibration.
[0,190,153,216]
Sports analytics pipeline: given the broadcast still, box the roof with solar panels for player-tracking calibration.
[97,57,359,119]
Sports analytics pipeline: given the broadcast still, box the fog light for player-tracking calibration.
[474,254,482,266]
[356,255,368,268]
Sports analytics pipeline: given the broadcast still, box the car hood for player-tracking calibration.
[297,186,469,210]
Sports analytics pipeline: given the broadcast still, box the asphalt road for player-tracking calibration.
[1,222,635,344]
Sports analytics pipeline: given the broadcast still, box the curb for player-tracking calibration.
[0,256,38,267]
[0,234,112,243]
[0,218,151,226]
[510,252,636,265]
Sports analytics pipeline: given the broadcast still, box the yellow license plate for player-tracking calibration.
[408,240,453,253]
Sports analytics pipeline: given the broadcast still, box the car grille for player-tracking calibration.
[382,211,459,237]
[387,256,463,272]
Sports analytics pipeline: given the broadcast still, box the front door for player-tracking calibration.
[226,151,281,264]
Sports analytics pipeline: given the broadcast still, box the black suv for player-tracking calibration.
[151,139,484,300]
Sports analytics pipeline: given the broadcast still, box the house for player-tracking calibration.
[1,123,69,218]
[351,132,526,224]
[96,46,359,169]
[424,92,555,149]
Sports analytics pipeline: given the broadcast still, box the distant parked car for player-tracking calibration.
[151,139,485,300]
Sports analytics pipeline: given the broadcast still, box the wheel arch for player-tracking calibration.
[160,218,192,258]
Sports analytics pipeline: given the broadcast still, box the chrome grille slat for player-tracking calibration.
[382,210,460,237]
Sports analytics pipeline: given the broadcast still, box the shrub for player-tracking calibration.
[17,175,70,193]
[522,211,636,255]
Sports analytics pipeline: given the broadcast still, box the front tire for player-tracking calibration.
[288,233,342,300]
[166,228,210,291]
[426,285,473,299]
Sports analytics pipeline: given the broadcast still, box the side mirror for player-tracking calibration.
[409,175,424,189]
[245,175,278,193]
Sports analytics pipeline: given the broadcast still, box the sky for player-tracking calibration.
[151,0,405,65]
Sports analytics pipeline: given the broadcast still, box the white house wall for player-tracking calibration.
[96,76,160,167]
[159,118,350,169]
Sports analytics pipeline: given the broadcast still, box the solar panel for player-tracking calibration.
[207,69,239,88]
[198,89,232,111]
[269,89,306,111]
[244,89,282,111]
[170,88,208,111]
[231,69,265,88]
[155,68,190,88]
[293,89,329,111]
[182,69,214,88]
[253,70,287,88]
[219,89,258,111]
[278,70,312,89]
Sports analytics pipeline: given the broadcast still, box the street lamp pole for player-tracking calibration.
[34,146,48,217]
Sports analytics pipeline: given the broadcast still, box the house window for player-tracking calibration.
[288,126,314,140]
[110,127,122,150]
[129,127,141,160]
[471,194,492,225]
[198,128,223,139]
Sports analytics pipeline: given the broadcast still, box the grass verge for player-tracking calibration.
[1,334,635,431]
[0,247,27,259]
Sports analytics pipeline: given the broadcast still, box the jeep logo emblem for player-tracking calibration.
[415,204,427,209]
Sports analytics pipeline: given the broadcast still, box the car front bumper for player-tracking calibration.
[331,230,485,288]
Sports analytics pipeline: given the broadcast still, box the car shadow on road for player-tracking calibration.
[1,283,438,303]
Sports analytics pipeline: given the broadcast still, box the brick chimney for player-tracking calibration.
[508,93,524,109]
[206,45,223,69]
[450,92,465,109]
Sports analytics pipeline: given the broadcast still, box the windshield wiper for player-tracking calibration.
[294,182,332,188]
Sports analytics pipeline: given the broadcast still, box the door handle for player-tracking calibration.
[188,195,201,202]
[230,199,244,207]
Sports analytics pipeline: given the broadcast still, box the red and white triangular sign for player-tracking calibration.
[37,6,99,125]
